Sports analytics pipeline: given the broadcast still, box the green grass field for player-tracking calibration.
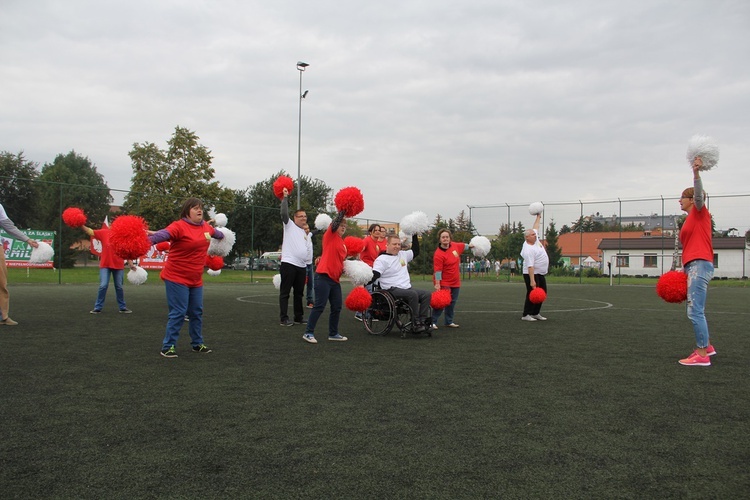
[2,278,749,498]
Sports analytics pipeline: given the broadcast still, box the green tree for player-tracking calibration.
[0,151,39,228]
[124,126,224,229]
[219,172,332,259]
[545,220,563,268]
[36,151,113,268]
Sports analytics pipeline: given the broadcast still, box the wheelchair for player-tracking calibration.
[362,288,432,338]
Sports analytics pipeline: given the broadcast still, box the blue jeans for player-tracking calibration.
[305,273,342,337]
[94,268,126,311]
[685,259,713,348]
[305,264,315,304]
[162,280,204,350]
[432,287,460,325]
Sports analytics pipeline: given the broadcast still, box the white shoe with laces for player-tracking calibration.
[531,314,547,321]
[521,315,537,322]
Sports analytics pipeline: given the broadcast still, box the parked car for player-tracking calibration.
[251,258,279,271]
[230,257,250,270]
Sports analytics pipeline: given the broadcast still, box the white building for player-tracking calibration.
[599,237,749,279]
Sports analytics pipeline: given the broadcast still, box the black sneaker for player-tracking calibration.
[90,310,102,314]
[294,319,307,325]
[280,319,294,327]
[160,346,178,358]
[119,309,132,314]
[192,344,212,353]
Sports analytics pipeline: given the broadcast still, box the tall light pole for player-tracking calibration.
[296,61,309,210]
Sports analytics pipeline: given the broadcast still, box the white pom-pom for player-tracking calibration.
[343,260,374,286]
[272,273,282,290]
[127,266,148,285]
[214,213,228,227]
[315,213,332,231]
[399,211,430,236]
[686,135,719,171]
[528,202,544,216]
[207,269,222,276]
[29,242,54,264]
[398,231,410,247]
[208,227,236,257]
[470,236,491,258]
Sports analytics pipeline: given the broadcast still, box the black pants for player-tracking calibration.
[523,273,547,316]
[279,262,306,322]
[388,287,432,325]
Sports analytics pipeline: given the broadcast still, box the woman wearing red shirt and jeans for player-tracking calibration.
[83,225,136,314]
[432,229,471,329]
[678,158,717,367]
[149,198,224,358]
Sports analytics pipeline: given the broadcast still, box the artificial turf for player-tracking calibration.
[1,280,749,498]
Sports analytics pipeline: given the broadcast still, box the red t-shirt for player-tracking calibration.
[316,226,347,283]
[680,206,713,265]
[433,242,466,288]
[360,236,387,266]
[160,219,216,287]
[92,228,125,270]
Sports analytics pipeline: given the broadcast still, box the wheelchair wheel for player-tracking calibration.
[363,291,396,336]
[394,299,414,337]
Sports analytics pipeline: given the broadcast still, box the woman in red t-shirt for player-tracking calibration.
[302,211,348,344]
[360,224,387,266]
[677,159,716,367]
[83,225,137,314]
[432,229,471,329]
[149,198,224,358]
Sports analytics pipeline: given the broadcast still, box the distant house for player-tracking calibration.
[598,237,749,278]
[557,231,658,268]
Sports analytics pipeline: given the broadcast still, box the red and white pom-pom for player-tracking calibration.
[62,207,87,228]
[208,227,236,257]
[315,213,332,231]
[205,254,224,271]
[334,186,365,217]
[343,259,374,286]
[273,175,294,200]
[470,236,491,258]
[214,213,228,227]
[29,242,54,264]
[109,215,151,260]
[686,135,719,171]
[529,288,547,304]
[430,289,452,310]
[344,236,364,257]
[155,241,170,252]
[272,273,282,290]
[127,266,148,285]
[207,269,222,277]
[399,211,430,236]
[528,202,544,216]
[656,270,687,303]
[345,286,372,312]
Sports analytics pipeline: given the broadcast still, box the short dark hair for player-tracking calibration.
[179,197,203,220]
[368,223,380,233]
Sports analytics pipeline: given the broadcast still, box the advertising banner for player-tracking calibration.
[1,229,56,268]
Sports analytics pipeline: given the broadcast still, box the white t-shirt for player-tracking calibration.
[373,250,414,289]
[281,221,309,268]
[520,229,549,275]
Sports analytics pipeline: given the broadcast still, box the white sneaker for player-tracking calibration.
[303,334,318,344]
[521,315,537,321]
[531,314,547,321]
[430,324,438,330]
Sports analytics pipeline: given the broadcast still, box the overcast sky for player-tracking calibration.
[2,0,749,235]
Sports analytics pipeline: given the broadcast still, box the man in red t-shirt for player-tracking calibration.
[84,225,136,314]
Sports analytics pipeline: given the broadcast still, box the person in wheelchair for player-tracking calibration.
[370,233,432,333]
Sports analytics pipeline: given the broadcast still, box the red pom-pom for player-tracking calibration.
[109,215,151,260]
[155,241,170,252]
[334,186,365,217]
[344,236,365,257]
[656,270,688,303]
[273,175,294,200]
[206,255,224,271]
[529,288,547,304]
[62,207,87,228]
[430,289,452,310]
[345,286,372,312]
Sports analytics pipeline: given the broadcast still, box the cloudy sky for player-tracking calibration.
[2,0,749,235]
